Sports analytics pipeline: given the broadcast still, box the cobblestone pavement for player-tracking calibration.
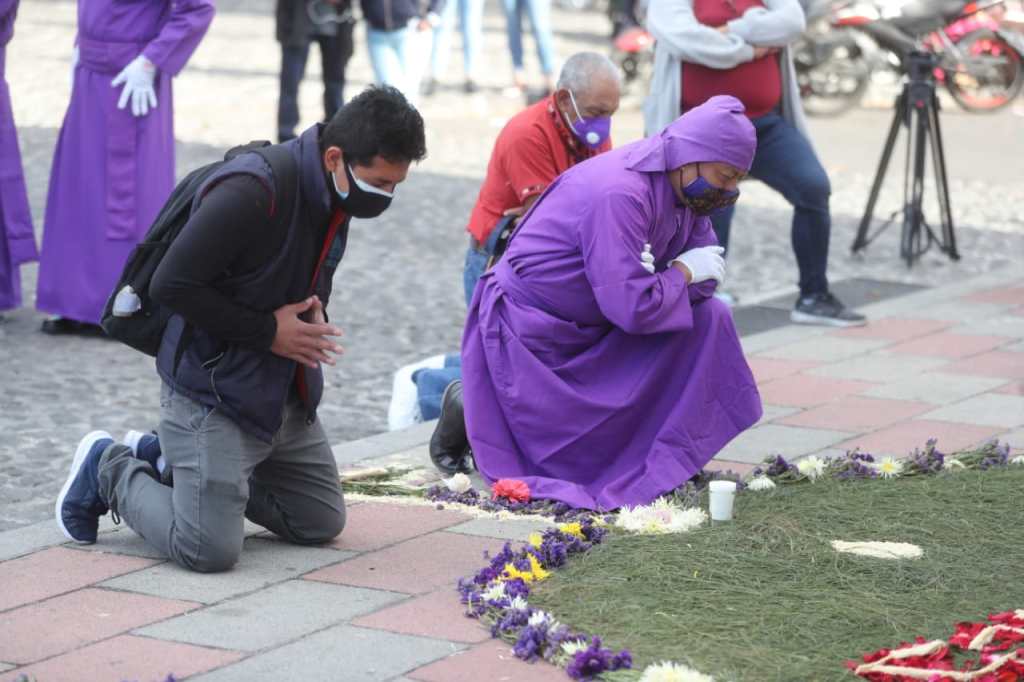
[2,0,1022,530]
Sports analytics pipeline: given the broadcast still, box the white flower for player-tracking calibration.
[796,455,826,481]
[526,610,561,631]
[639,660,715,682]
[508,596,529,612]
[445,472,472,493]
[831,540,922,560]
[528,610,555,627]
[1010,456,1024,466]
[943,457,966,470]
[561,639,589,656]
[746,476,776,491]
[481,582,506,602]
[873,456,904,479]
[616,498,707,534]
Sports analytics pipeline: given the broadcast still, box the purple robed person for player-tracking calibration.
[35,0,214,327]
[461,95,763,510]
[0,0,37,312]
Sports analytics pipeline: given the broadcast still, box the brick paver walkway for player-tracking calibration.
[1,271,1021,681]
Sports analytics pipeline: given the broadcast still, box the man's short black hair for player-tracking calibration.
[321,86,426,167]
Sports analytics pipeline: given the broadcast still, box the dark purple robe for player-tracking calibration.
[461,96,764,510]
[35,0,213,324]
[0,0,37,312]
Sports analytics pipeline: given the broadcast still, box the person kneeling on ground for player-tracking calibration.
[55,86,426,572]
[433,95,763,510]
[392,52,621,452]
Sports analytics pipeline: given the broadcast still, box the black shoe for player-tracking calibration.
[429,380,473,476]
[791,292,867,328]
[41,317,106,336]
[464,79,479,94]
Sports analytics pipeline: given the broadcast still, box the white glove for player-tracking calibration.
[111,55,157,117]
[672,245,726,285]
[640,242,655,274]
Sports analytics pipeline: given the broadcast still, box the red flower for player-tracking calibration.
[951,620,1024,654]
[990,612,1024,628]
[492,479,531,503]
[951,622,989,649]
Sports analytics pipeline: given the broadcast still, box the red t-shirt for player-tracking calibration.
[466,96,611,243]
[682,0,782,119]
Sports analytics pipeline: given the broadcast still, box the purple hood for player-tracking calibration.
[626,95,756,173]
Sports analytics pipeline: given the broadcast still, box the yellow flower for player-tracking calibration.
[501,554,551,583]
[528,554,551,581]
[558,522,586,539]
[528,532,544,548]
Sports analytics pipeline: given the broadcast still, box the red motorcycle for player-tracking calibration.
[612,26,655,89]
[832,0,1024,111]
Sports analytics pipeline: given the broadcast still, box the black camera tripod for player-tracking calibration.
[851,50,960,266]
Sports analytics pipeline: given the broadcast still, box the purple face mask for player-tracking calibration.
[566,90,611,149]
[680,164,740,216]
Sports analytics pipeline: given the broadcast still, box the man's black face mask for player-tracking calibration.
[330,158,393,219]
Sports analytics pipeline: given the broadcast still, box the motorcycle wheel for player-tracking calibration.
[945,28,1024,112]
[796,37,872,117]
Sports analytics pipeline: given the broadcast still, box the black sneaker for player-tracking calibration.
[791,292,867,328]
[429,380,473,476]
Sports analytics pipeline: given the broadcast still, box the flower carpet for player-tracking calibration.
[391,440,1024,681]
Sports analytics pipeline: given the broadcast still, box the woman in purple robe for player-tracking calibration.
[35,0,214,334]
[0,0,37,313]
[461,95,763,510]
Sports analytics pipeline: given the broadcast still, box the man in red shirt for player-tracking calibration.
[413,52,620,475]
[462,50,622,305]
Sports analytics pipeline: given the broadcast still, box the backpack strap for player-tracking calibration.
[253,144,300,226]
[174,145,297,375]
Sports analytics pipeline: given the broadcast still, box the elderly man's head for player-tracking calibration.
[554,52,622,149]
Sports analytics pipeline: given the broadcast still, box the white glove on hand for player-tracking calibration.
[640,242,655,274]
[672,245,726,285]
[111,55,157,117]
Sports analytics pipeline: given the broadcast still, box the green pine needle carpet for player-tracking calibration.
[528,468,1024,681]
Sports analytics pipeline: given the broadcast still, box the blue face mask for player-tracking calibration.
[680,164,740,216]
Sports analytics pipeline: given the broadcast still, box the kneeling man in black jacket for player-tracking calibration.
[56,86,426,572]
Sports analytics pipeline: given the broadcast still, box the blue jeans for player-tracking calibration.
[711,113,832,297]
[413,355,462,421]
[431,0,485,79]
[502,0,556,75]
[411,243,487,420]
[367,26,414,94]
[463,243,489,307]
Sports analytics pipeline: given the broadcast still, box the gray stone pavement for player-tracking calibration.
[2,0,1022,530]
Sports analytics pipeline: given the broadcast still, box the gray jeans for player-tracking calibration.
[98,382,346,573]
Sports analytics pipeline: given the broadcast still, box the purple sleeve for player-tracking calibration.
[579,190,699,335]
[0,0,18,20]
[142,0,215,77]
[681,214,720,304]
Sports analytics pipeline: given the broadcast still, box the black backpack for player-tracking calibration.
[100,141,297,356]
